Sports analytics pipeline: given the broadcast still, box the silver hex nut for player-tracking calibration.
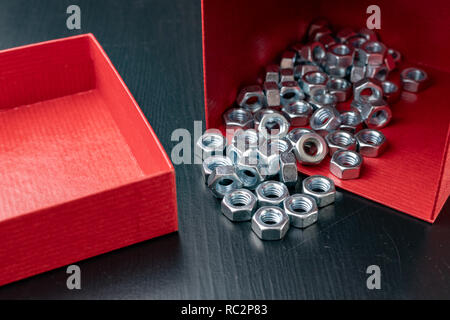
[255,181,290,207]
[286,127,314,146]
[280,68,295,82]
[309,106,341,136]
[339,110,364,133]
[280,81,305,106]
[221,189,257,222]
[327,77,352,102]
[281,101,313,126]
[294,63,321,81]
[330,150,363,180]
[400,67,429,92]
[251,206,290,241]
[279,151,298,187]
[280,51,296,69]
[293,133,329,165]
[254,108,283,130]
[359,41,386,65]
[264,81,281,107]
[356,129,387,158]
[353,78,383,103]
[336,27,357,43]
[325,130,358,156]
[202,155,233,183]
[265,64,280,83]
[366,64,389,81]
[258,138,293,176]
[300,41,327,63]
[236,85,265,113]
[327,44,354,68]
[308,88,337,110]
[358,99,392,129]
[349,62,367,84]
[258,112,290,139]
[302,175,336,207]
[301,71,329,96]
[207,165,243,198]
[382,81,401,104]
[236,155,266,190]
[223,107,254,130]
[283,194,318,228]
[196,131,227,160]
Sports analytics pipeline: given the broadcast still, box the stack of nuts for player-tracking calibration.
[197,18,430,241]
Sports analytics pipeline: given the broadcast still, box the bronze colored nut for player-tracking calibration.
[339,110,364,133]
[330,150,363,180]
[353,78,383,103]
[258,138,293,176]
[264,81,281,107]
[359,41,386,66]
[202,155,233,183]
[254,108,283,130]
[281,101,313,126]
[294,133,328,165]
[400,67,429,92]
[301,71,329,95]
[221,189,257,222]
[302,175,336,207]
[286,128,314,146]
[207,165,243,198]
[280,51,296,69]
[283,194,318,229]
[251,206,290,241]
[358,99,392,129]
[382,81,401,104]
[356,129,387,158]
[196,131,227,160]
[309,106,341,136]
[236,85,265,113]
[236,155,266,190]
[258,113,290,139]
[336,27,357,43]
[294,63,321,80]
[358,28,378,41]
[327,77,352,102]
[280,68,295,82]
[300,41,327,63]
[265,64,280,83]
[279,151,298,187]
[223,107,254,130]
[255,181,290,208]
[365,64,389,81]
[280,81,305,106]
[325,130,357,156]
[327,44,354,68]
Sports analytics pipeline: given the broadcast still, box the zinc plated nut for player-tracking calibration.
[265,64,280,83]
[264,81,281,107]
[387,48,401,65]
[301,71,329,96]
[196,131,226,160]
[339,110,364,133]
[346,35,367,50]
[349,62,366,84]
[280,51,296,69]
[336,27,357,43]
[280,81,305,106]
[258,138,293,176]
[255,181,290,208]
[279,151,298,187]
[359,41,386,65]
[365,64,389,81]
[325,130,358,156]
[283,194,318,228]
[299,42,327,63]
[236,85,266,113]
[302,175,336,208]
[308,89,337,109]
[258,113,290,139]
[207,165,243,199]
[251,206,290,241]
[236,155,265,190]
[309,106,342,136]
[281,101,313,126]
[330,150,363,180]
[294,63,321,80]
[223,108,254,130]
[358,99,392,129]
[286,128,314,146]
[327,44,354,68]
[327,77,352,102]
[382,81,401,104]
[254,108,283,130]
[280,68,295,82]
[202,155,233,184]
[353,78,384,103]
[221,189,257,222]
[325,65,348,78]
[356,129,387,158]
[358,28,378,42]
[400,67,429,92]
[294,133,328,165]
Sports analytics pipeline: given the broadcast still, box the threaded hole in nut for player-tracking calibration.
[407,69,425,81]
[260,209,282,225]
[314,108,332,126]
[216,178,236,195]
[341,112,359,126]
[382,81,397,94]
[245,96,259,105]
[208,158,231,171]
[229,110,250,123]
[239,169,258,187]
[370,110,389,126]
[336,152,360,167]
[288,198,313,213]
[329,79,349,90]
[306,72,326,84]
[307,178,331,193]
[229,191,252,207]
[303,139,319,156]
[269,140,289,153]
[331,132,353,146]
[288,103,309,114]
[202,135,223,148]
[313,46,325,60]
[316,93,335,104]
[333,45,350,55]
[282,91,296,100]
[361,131,383,145]
[261,183,285,199]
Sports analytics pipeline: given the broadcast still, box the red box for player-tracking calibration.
[0,34,178,286]
[202,0,450,222]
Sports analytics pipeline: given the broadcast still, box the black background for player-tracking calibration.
[0,0,448,300]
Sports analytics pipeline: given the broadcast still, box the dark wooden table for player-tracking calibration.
[0,0,448,299]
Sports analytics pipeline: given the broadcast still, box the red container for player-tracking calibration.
[0,34,178,286]
[202,0,450,222]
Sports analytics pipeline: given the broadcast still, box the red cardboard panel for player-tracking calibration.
[0,34,178,286]
[202,0,450,222]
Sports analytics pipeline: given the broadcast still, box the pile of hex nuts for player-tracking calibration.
[197,19,430,241]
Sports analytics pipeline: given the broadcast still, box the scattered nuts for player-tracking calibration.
[330,150,363,180]
[302,175,336,207]
[309,106,341,136]
[283,194,318,228]
[325,130,358,156]
[255,181,290,207]
[251,206,290,240]
[294,132,328,165]
[356,129,387,157]
[221,189,257,222]
[400,67,429,92]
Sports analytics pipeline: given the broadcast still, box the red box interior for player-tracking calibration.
[0,34,177,286]
[202,0,450,222]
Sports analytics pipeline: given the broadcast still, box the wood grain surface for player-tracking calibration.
[0,0,448,299]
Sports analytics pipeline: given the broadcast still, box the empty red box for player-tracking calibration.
[0,34,178,286]
[202,0,450,222]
